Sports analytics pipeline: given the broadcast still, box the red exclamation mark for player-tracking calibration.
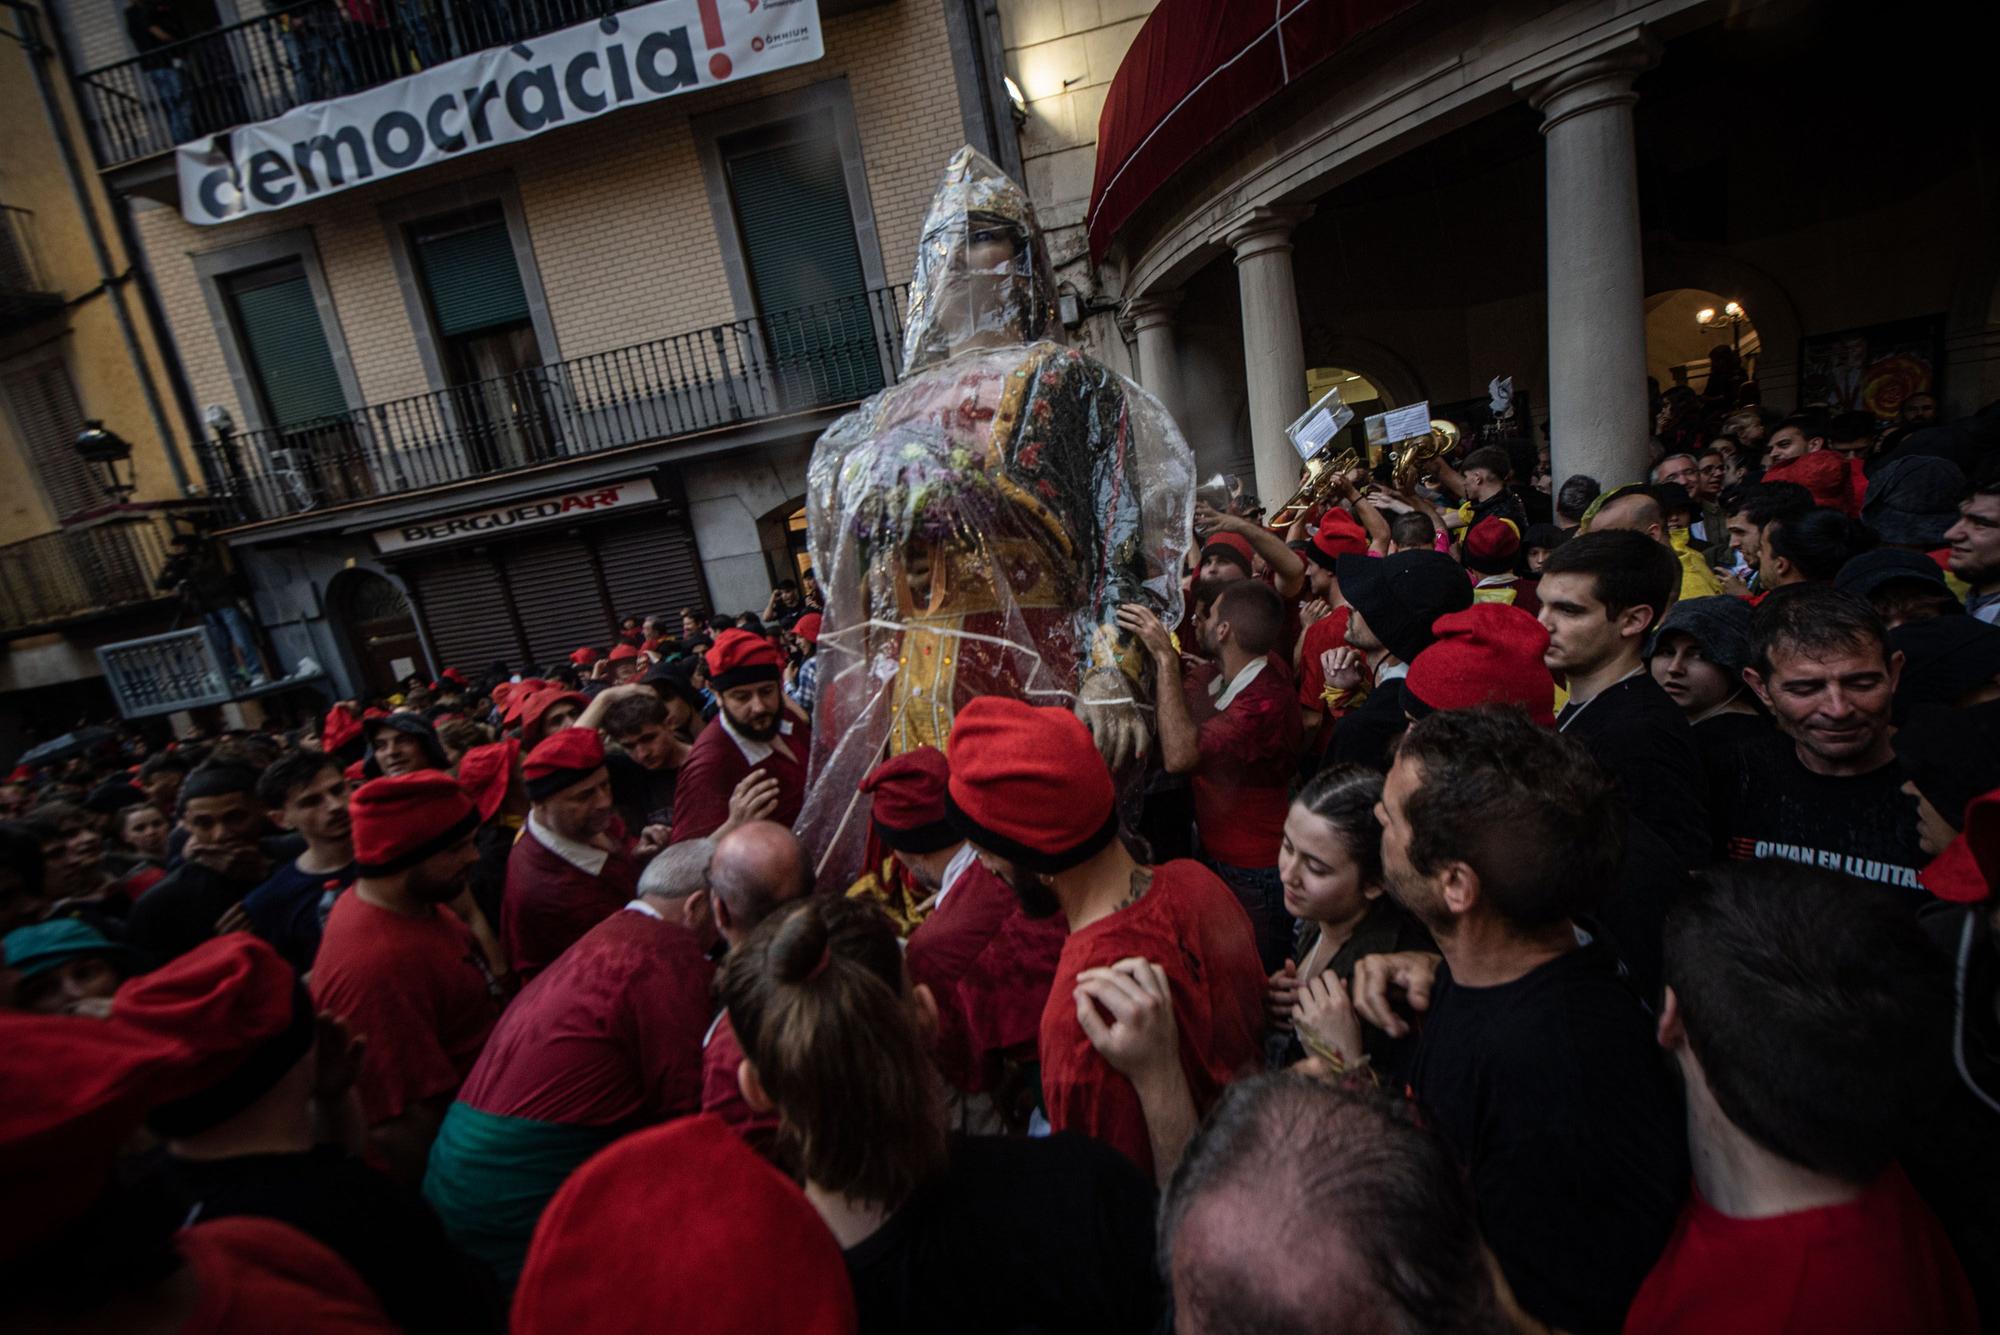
[697,0,731,79]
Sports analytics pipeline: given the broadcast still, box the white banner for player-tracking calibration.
[374,475,658,552]
[178,0,823,226]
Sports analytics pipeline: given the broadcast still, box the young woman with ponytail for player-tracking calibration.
[718,895,1162,1335]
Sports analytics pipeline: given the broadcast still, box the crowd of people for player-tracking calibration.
[4,388,2000,1334]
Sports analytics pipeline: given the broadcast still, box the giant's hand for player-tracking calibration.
[1076,667,1149,775]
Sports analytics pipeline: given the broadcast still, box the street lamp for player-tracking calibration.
[1695,300,1750,353]
[73,420,136,502]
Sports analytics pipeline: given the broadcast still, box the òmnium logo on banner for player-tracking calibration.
[178,0,823,226]
[373,476,659,553]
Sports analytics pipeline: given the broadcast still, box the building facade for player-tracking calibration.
[45,0,1017,703]
[0,1,212,760]
[1077,0,1999,507]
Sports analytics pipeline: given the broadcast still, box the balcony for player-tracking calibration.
[77,0,656,170]
[207,284,909,526]
[0,206,64,329]
[0,508,184,636]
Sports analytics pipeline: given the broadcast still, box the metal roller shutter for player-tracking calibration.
[594,516,709,625]
[505,533,615,666]
[406,548,524,675]
[2,358,97,519]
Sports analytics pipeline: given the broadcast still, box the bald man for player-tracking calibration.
[1593,489,1724,601]
[697,821,811,1145]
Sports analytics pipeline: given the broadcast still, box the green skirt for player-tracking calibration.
[423,1102,622,1296]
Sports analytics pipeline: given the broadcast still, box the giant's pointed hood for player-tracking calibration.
[901,147,1062,373]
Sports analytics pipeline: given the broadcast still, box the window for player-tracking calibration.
[3,359,97,520]
[721,116,879,404]
[223,260,349,429]
[406,203,551,472]
[409,204,542,387]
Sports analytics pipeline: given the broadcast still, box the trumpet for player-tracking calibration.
[1266,446,1360,530]
[1388,419,1460,492]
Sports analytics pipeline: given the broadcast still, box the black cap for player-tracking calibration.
[1333,550,1474,664]
[1835,548,1952,602]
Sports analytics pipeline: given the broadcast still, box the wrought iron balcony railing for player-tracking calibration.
[207,284,908,525]
[96,626,237,718]
[0,508,182,635]
[74,0,646,169]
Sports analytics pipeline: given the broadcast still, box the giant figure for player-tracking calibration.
[799,147,1193,894]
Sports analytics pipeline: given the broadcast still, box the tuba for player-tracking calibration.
[1267,446,1360,531]
[1389,419,1460,492]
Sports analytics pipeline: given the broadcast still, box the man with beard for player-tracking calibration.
[669,630,812,846]
[244,749,356,972]
[312,771,503,1184]
[1352,708,1685,1334]
[944,696,1265,1179]
[503,729,643,983]
[126,762,293,963]
[1715,585,1927,902]
[861,747,1065,1103]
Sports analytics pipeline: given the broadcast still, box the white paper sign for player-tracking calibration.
[1286,386,1354,460]
[178,0,824,224]
[1381,401,1432,442]
[390,657,417,681]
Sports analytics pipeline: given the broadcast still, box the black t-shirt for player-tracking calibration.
[1690,708,1774,800]
[242,857,355,974]
[1711,730,1926,904]
[125,861,265,966]
[1410,944,1686,1335]
[606,751,678,837]
[1557,672,1710,869]
[844,1132,1161,1335]
[158,1146,501,1334]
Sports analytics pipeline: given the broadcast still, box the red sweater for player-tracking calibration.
[667,714,812,845]
[501,824,641,983]
[1187,660,1304,867]
[1039,860,1266,1178]
[1625,1165,1976,1335]
[907,857,1067,1094]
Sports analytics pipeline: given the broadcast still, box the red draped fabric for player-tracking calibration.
[1087,0,1423,262]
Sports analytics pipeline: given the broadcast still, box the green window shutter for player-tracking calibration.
[228,264,349,428]
[724,122,878,402]
[413,212,531,338]
[725,126,866,316]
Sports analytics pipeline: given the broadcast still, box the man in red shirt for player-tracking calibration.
[502,729,643,983]
[669,630,812,845]
[944,696,1266,1179]
[861,747,1065,1104]
[1122,580,1303,971]
[425,838,716,1293]
[697,820,810,1148]
[1627,859,1976,1335]
[311,772,503,1184]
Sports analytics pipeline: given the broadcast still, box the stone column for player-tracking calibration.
[1515,28,1660,491]
[1223,207,1313,515]
[1126,290,1183,422]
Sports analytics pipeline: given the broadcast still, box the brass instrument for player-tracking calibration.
[1266,446,1360,530]
[1389,419,1460,492]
